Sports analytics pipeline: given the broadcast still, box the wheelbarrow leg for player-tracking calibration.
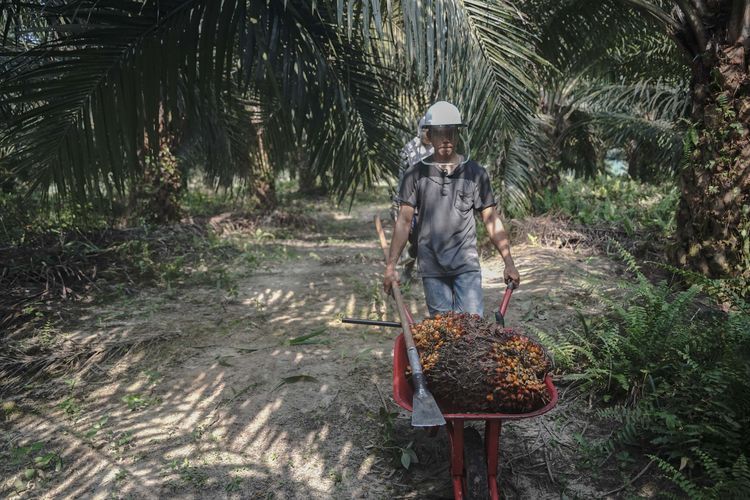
[446,420,465,500]
[485,420,502,500]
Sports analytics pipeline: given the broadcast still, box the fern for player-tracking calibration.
[694,449,727,485]
[652,451,750,500]
[657,262,749,312]
[730,455,750,488]
[651,454,702,499]
[541,247,750,496]
[613,239,647,283]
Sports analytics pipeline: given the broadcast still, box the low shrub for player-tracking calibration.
[0,191,110,246]
[535,174,679,238]
[539,245,750,496]
[652,450,750,500]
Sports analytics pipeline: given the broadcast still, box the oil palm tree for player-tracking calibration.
[527,0,749,292]
[3,1,746,291]
[0,1,408,212]
[0,1,539,215]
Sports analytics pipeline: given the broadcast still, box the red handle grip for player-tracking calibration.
[499,286,514,318]
[496,281,517,325]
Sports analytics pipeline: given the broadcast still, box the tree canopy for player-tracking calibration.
[1,0,749,287]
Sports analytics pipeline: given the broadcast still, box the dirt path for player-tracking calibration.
[2,199,624,499]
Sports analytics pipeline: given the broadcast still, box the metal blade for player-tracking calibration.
[412,387,446,427]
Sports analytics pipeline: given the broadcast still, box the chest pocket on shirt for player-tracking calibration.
[454,190,473,212]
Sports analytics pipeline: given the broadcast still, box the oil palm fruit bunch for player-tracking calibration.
[411,312,551,413]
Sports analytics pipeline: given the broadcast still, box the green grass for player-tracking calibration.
[535,174,679,237]
[121,393,161,411]
[166,458,210,488]
[3,439,63,495]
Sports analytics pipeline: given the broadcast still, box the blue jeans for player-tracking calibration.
[422,271,484,317]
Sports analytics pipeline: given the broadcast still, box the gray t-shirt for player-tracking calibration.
[398,160,497,277]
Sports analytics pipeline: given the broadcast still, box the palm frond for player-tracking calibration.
[341,0,540,135]
[177,83,263,189]
[572,79,690,122]
[265,1,405,198]
[494,127,549,216]
[567,79,690,175]
[0,1,411,202]
[604,27,689,83]
[0,0,244,201]
[524,0,687,87]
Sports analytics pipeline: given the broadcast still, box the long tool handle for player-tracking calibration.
[374,216,418,353]
[375,215,445,427]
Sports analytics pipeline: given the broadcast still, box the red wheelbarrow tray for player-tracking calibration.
[392,333,558,420]
[392,333,558,500]
[385,277,558,499]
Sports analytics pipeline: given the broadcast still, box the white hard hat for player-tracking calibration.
[422,101,465,127]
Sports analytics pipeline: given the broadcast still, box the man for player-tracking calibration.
[391,116,434,282]
[383,101,520,317]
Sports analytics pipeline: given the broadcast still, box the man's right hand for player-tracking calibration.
[383,264,399,295]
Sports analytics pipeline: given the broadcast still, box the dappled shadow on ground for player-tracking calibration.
[3,204,400,499]
[1,203,624,499]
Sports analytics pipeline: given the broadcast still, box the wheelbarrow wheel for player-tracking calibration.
[464,427,489,500]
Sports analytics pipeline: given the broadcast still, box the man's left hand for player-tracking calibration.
[504,264,520,287]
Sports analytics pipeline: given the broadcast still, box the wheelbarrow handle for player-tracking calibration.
[342,318,401,328]
[495,281,517,327]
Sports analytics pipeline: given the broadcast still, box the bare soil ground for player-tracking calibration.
[1,197,648,499]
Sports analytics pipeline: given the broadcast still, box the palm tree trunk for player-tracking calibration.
[674,28,750,294]
[251,128,276,209]
[296,145,328,196]
[144,143,183,223]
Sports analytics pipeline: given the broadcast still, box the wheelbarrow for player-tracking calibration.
[345,285,559,498]
[391,285,558,500]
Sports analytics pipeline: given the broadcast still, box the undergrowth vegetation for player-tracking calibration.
[538,245,750,498]
[0,192,110,246]
[0,185,314,395]
[535,174,679,238]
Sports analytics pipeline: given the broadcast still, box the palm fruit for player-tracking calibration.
[410,312,551,413]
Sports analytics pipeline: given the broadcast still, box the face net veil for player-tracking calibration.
[420,125,473,197]
[421,125,472,168]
